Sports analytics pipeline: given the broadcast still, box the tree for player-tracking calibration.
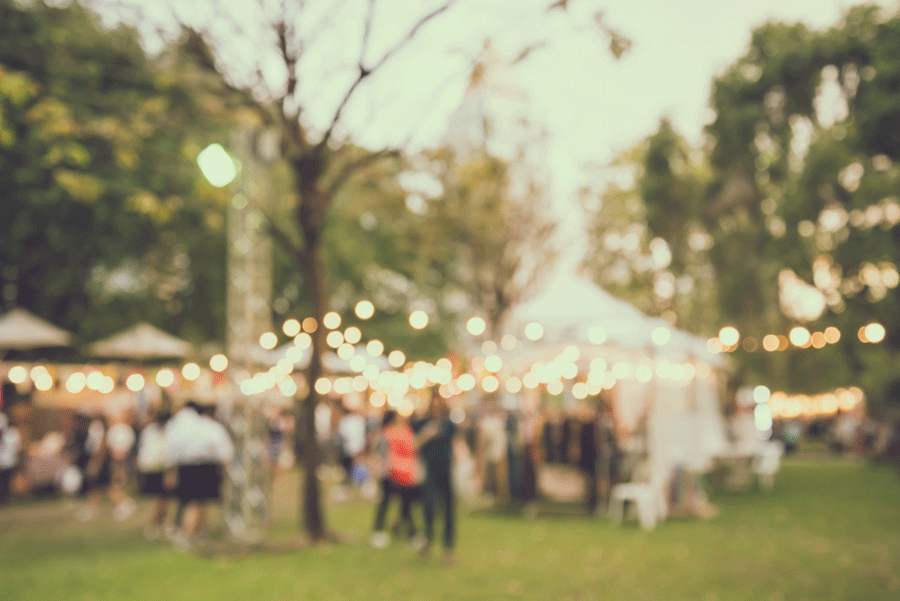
[95,0,629,540]
[580,120,717,332]
[0,0,233,346]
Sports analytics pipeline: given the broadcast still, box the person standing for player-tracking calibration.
[370,410,421,549]
[336,404,367,495]
[164,401,233,550]
[137,410,171,539]
[414,389,458,565]
[0,408,21,505]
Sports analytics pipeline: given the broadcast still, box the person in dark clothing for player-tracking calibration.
[413,389,457,565]
[577,405,600,514]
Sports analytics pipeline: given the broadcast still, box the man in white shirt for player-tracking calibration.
[164,401,233,549]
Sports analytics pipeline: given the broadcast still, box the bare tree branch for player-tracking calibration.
[360,0,376,67]
[315,0,458,155]
[325,148,401,197]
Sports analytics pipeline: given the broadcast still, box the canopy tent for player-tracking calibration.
[509,276,654,347]
[0,308,74,351]
[85,322,194,361]
[495,275,730,484]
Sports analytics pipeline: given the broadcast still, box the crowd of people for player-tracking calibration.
[9,380,898,561]
[6,398,236,551]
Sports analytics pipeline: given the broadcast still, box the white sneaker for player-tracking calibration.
[370,531,389,549]
[113,499,136,521]
[411,534,427,552]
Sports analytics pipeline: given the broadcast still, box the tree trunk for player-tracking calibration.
[299,240,328,540]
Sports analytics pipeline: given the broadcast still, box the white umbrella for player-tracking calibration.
[86,322,194,360]
[0,308,73,350]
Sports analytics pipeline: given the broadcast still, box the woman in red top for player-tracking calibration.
[370,410,422,548]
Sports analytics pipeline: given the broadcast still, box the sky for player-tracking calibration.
[108,0,898,273]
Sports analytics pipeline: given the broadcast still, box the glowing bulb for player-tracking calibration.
[864,322,885,343]
[86,371,105,390]
[467,317,486,336]
[314,378,332,395]
[337,343,355,360]
[388,350,406,368]
[789,327,811,347]
[294,332,312,349]
[66,372,86,394]
[99,376,115,394]
[651,326,671,346]
[753,385,771,404]
[209,354,228,371]
[367,340,384,356]
[355,300,375,320]
[34,374,53,391]
[7,366,26,384]
[344,326,361,345]
[484,355,503,373]
[588,326,607,345]
[326,330,344,348]
[525,322,544,341]
[323,312,341,329]
[457,374,476,391]
[505,377,522,394]
[409,310,428,330]
[481,375,499,393]
[260,332,278,350]
[719,326,740,347]
[302,317,318,332]
[197,143,237,187]
[282,319,301,337]
[126,374,145,392]
[156,369,174,387]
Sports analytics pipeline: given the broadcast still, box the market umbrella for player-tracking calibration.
[0,308,74,350]
[86,322,194,361]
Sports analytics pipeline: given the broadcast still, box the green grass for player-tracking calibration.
[2,459,899,601]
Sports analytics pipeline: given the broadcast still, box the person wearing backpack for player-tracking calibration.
[137,410,171,539]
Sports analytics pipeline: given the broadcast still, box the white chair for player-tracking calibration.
[752,440,784,490]
[608,460,670,531]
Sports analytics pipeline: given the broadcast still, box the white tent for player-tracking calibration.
[498,275,729,477]
[510,276,654,346]
[0,308,73,350]
[86,322,194,360]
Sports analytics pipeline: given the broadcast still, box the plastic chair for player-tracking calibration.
[608,460,669,531]
[752,440,784,490]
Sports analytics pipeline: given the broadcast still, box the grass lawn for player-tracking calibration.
[1,459,899,601]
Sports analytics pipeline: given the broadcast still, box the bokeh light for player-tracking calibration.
[355,300,375,320]
[409,310,429,330]
[323,312,341,329]
[282,319,301,337]
[466,317,486,336]
[210,354,229,371]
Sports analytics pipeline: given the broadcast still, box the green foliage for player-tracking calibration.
[0,0,232,345]
[582,4,900,407]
